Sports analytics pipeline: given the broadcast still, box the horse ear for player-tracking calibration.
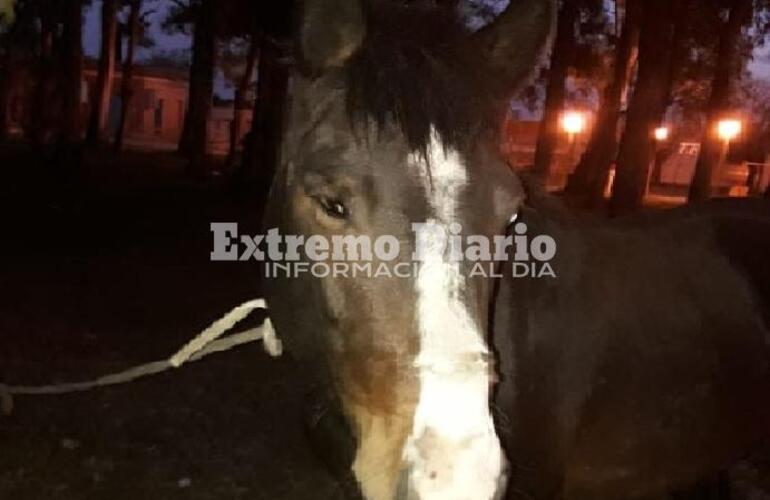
[469,0,556,95]
[299,0,367,69]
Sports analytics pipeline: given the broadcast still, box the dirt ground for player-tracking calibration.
[0,145,342,499]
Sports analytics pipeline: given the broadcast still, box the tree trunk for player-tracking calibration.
[59,0,84,144]
[0,50,11,141]
[241,36,289,193]
[609,0,678,215]
[178,0,217,164]
[86,0,118,145]
[227,32,259,168]
[688,0,752,202]
[114,0,140,152]
[532,0,578,183]
[565,0,640,206]
[29,10,55,145]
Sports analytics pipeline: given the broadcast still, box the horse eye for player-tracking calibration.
[318,197,348,219]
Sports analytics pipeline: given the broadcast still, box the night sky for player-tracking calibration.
[83,1,190,62]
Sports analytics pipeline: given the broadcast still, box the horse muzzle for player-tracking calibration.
[395,428,509,500]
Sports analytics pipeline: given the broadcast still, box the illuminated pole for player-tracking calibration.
[650,126,670,187]
[716,119,742,182]
[562,111,587,172]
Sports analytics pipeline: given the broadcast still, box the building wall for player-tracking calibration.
[82,69,189,149]
[4,66,253,156]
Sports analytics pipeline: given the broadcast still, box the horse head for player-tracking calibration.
[264,1,555,498]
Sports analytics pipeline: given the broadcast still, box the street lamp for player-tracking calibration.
[654,126,670,142]
[562,111,587,137]
[717,119,742,143]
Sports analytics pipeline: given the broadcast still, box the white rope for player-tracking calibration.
[0,299,282,416]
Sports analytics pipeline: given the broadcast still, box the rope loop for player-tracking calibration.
[0,299,281,416]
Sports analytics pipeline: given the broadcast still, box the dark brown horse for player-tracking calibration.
[262,1,770,498]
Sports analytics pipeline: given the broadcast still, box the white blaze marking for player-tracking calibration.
[403,132,507,500]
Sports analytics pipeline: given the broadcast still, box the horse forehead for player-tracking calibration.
[408,133,470,216]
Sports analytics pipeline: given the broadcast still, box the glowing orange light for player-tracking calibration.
[562,111,586,135]
[654,126,670,141]
[717,120,742,142]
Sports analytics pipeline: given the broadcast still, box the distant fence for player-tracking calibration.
[743,162,770,196]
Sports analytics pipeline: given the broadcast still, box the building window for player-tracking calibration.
[154,98,164,131]
[679,143,700,156]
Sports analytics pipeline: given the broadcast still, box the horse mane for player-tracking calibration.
[344,1,507,153]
